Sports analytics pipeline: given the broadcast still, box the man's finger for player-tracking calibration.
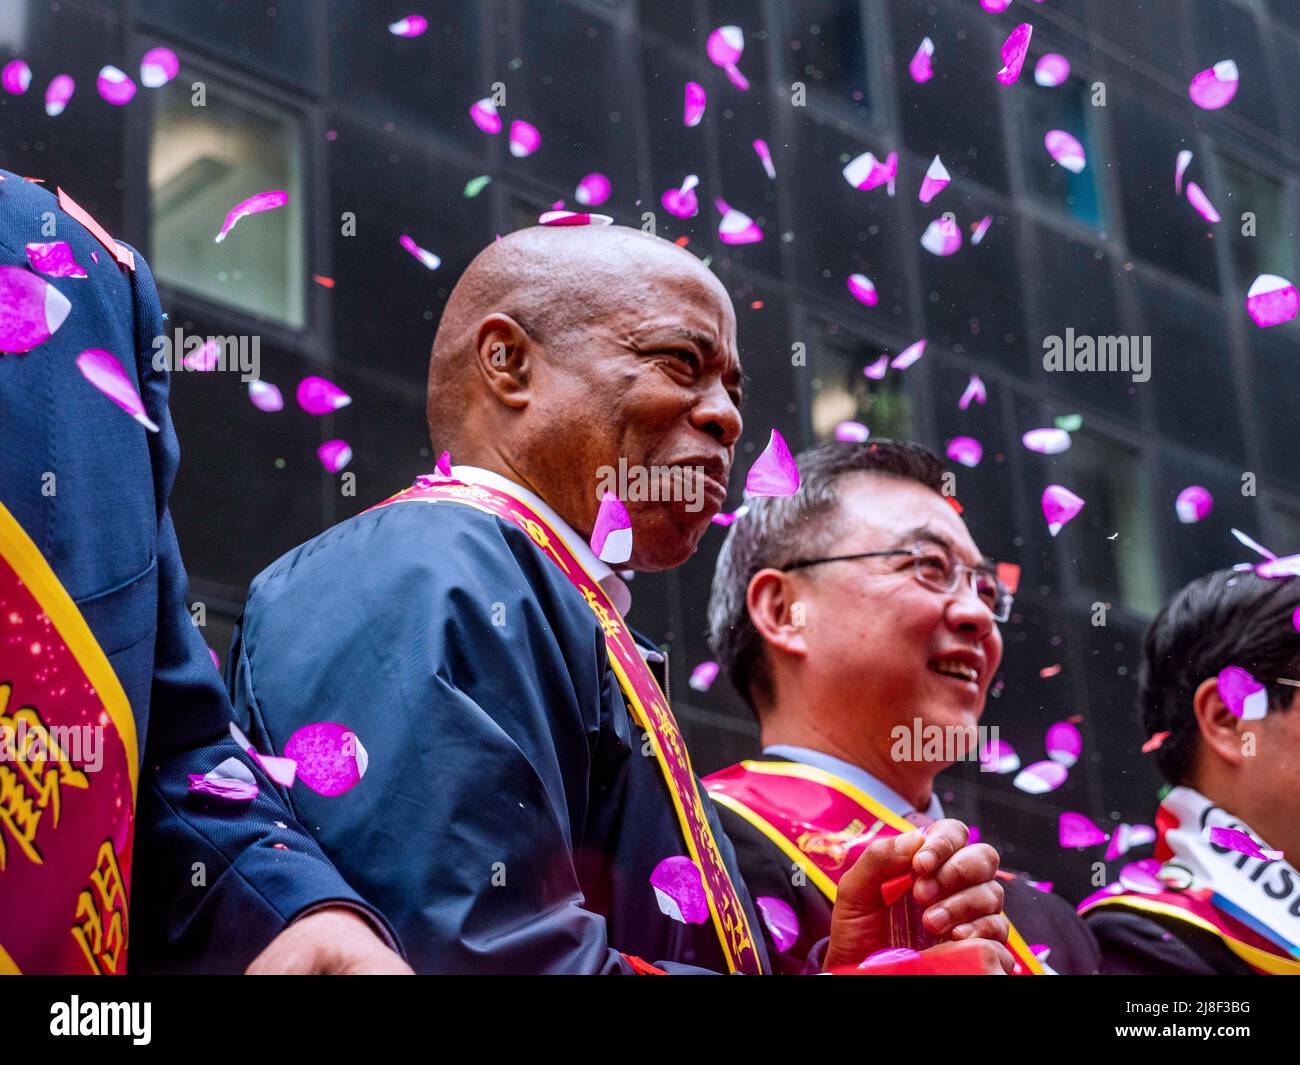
[951,914,1011,945]
[922,881,1004,936]
[838,830,925,912]
[911,818,968,877]
[915,841,1001,903]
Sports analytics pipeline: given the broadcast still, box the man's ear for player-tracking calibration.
[1192,675,1247,768]
[747,569,809,662]
[474,312,532,409]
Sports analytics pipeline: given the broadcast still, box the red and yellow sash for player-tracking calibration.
[0,501,137,974]
[368,479,765,975]
[703,759,1044,974]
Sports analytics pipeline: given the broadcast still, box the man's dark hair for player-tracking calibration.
[707,438,947,711]
[1141,568,1300,785]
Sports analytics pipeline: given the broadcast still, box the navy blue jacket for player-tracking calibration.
[0,171,395,973]
[229,495,772,973]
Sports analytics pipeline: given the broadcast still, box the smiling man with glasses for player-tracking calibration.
[703,438,1099,974]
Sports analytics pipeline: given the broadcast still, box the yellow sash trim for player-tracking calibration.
[384,485,762,974]
[1081,895,1300,976]
[0,501,137,796]
[0,941,20,975]
[725,760,1045,974]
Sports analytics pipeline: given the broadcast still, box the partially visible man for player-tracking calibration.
[225,225,1014,974]
[0,171,406,974]
[1080,568,1300,975]
[703,439,1100,974]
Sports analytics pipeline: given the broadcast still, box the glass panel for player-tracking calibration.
[778,0,871,120]
[149,72,305,328]
[806,318,913,443]
[1216,153,1297,287]
[1017,77,1103,229]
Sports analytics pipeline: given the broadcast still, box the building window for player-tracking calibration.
[1216,152,1297,287]
[1019,76,1103,228]
[148,70,306,329]
[806,318,913,442]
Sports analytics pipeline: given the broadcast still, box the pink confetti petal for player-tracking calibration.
[1105,823,1156,861]
[980,739,1020,775]
[1045,130,1086,173]
[1041,484,1085,537]
[683,81,706,127]
[1189,60,1239,110]
[1232,527,1276,560]
[1175,150,1193,196]
[44,73,75,116]
[1245,273,1299,328]
[946,436,982,468]
[436,449,453,477]
[96,64,137,106]
[753,138,775,180]
[858,947,922,970]
[958,374,987,410]
[1059,812,1108,849]
[284,721,369,796]
[248,379,284,412]
[1207,826,1282,862]
[591,491,633,564]
[846,273,878,307]
[1034,53,1070,87]
[688,661,720,692]
[317,439,353,473]
[706,25,744,68]
[538,210,613,226]
[970,214,993,245]
[25,241,87,278]
[755,896,800,953]
[834,421,870,443]
[388,14,428,37]
[75,348,160,431]
[842,150,897,191]
[214,189,287,243]
[1045,720,1082,767]
[918,155,950,204]
[1185,181,1220,223]
[920,215,962,256]
[575,172,611,207]
[650,855,710,924]
[996,23,1033,86]
[661,174,700,218]
[1023,427,1071,454]
[470,97,502,134]
[1294,606,1300,633]
[3,59,31,95]
[1175,485,1213,524]
[746,429,799,497]
[296,375,352,415]
[228,721,297,788]
[1118,858,1165,895]
[724,65,749,91]
[399,233,441,269]
[1013,759,1068,794]
[182,338,220,372]
[208,647,221,671]
[1256,553,1300,579]
[715,198,762,245]
[981,0,1012,10]
[909,37,935,84]
[187,768,259,804]
[1218,665,1268,720]
[890,338,926,370]
[139,46,179,88]
[509,119,541,158]
[862,354,889,380]
[0,268,72,352]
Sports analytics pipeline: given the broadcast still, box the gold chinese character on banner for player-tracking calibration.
[71,839,128,974]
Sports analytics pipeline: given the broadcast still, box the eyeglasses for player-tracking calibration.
[779,542,1014,622]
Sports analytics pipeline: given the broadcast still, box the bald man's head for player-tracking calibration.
[425,224,744,571]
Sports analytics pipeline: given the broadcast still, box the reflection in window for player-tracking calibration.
[1062,432,1160,617]
[807,320,912,441]
[780,0,871,119]
[1217,153,1297,287]
[149,73,304,328]
[1019,77,1102,227]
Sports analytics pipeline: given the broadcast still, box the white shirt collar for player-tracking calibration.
[449,465,633,616]
[761,744,945,822]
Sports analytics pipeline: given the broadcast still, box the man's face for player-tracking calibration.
[527,248,743,571]
[789,474,1005,748]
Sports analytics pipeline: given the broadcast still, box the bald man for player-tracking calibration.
[225,225,1014,974]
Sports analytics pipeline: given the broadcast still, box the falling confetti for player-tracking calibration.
[1059,812,1108,849]
[920,215,962,256]
[464,174,492,197]
[946,436,983,468]
[980,739,1020,775]
[139,46,179,88]
[1034,53,1070,87]
[996,562,1021,594]
[1141,731,1169,753]
[1041,484,1085,536]
[1245,274,1298,328]
[683,81,706,126]
[229,721,297,788]
[842,150,897,191]
[689,661,720,692]
[755,896,800,952]
[399,233,442,269]
[1118,859,1164,895]
[508,119,541,157]
[1045,721,1081,767]
[650,855,709,924]
[715,198,762,244]
[958,375,986,409]
[284,721,369,796]
[1106,823,1156,861]
[317,439,353,473]
[538,210,613,226]
[1206,826,1282,862]
[182,338,220,371]
[575,172,611,206]
[746,429,799,497]
[846,273,878,307]
[706,25,747,89]
[1217,665,1268,720]
[215,189,288,242]
[662,174,700,218]
[96,65,137,106]
[296,376,352,415]
[591,491,633,564]
[1174,486,1213,524]
[753,139,775,180]
[1174,150,1193,195]
[834,421,870,443]
[1257,554,1300,579]
[862,354,889,379]
[188,757,259,803]
[970,214,993,245]
[909,38,935,84]
[995,23,1033,86]
[470,98,502,134]
[0,266,72,352]
[248,379,284,412]
[918,155,950,204]
[891,338,926,370]
[1185,181,1220,223]
[388,15,428,37]
[1022,427,1071,454]
[1054,413,1083,432]
[1188,60,1239,110]
[44,73,75,116]
[3,59,31,95]
[25,241,87,278]
[1045,130,1086,173]
[1014,760,1068,794]
[76,349,160,431]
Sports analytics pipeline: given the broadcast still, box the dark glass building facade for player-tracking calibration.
[3,0,1298,902]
